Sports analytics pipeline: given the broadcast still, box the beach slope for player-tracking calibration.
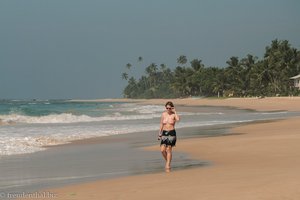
[24,107,300,199]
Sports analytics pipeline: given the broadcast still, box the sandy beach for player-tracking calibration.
[17,97,300,200]
[80,96,300,112]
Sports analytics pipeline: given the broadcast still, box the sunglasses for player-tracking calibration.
[166,107,173,110]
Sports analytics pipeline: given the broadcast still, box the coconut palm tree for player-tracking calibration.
[121,72,128,81]
[126,63,132,70]
[145,63,158,89]
[240,54,257,96]
[177,55,187,65]
[190,59,203,72]
[145,63,158,76]
[225,56,243,96]
[138,56,143,62]
[160,63,167,72]
[262,39,300,95]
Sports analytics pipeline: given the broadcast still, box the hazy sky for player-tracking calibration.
[1,0,299,99]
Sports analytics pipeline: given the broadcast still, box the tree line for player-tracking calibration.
[121,39,300,98]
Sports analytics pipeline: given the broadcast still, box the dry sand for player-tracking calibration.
[139,97,300,112]
[22,97,300,200]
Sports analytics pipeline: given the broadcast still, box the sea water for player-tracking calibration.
[0,99,300,157]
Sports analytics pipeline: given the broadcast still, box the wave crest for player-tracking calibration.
[0,112,160,124]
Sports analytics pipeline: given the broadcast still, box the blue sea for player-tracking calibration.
[1,99,300,157]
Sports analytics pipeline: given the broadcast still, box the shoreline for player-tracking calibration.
[21,115,300,200]
[19,97,300,200]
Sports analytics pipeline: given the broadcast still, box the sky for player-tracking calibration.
[0,0,300,99]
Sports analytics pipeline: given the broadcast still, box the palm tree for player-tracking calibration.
[138,56,143,62]
[126,63,132,70]
[177,55,187,65]
[121,39,300,98]
[145,63,158,76]
[240,54,257,96]
[225,56,243,96]
[172,66,192,97]
[123,77,137,98]
[121,72,128,81]
[160,64,167,72]
[190,59,203,72]
[145,63,158,88]
[262,39,300,95]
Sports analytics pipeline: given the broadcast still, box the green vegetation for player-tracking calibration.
[122,40,300,98]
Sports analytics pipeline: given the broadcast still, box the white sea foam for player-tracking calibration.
[0,123,154,156]
[0,118,253,156]
[0,113,162,124]
[0,109,223,125]
[0,136,57,156]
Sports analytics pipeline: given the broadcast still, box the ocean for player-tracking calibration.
[1,99,300,157]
